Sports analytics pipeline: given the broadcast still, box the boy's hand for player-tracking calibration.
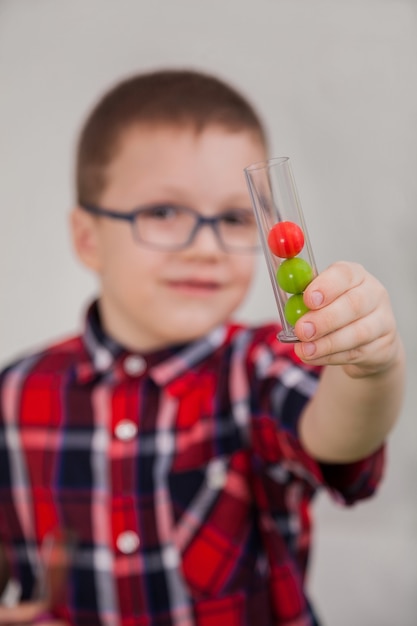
[293,261,402,377]
[0,602,67,624]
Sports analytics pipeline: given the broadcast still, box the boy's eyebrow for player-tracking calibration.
[135,184,192,206]
[136,185,253,209]
[218,197,255,211]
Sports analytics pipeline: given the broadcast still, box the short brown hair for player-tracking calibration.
[75,69,268,204]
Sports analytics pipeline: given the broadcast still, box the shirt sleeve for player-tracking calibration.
[318,445,385,505]
[247,324,386,505]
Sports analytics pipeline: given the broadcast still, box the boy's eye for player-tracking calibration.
[221,210,256,227]
[141,204,181,220]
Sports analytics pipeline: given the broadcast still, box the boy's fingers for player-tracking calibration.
[294,312,385,364]
[0,601,46,623]
[297,261,391,347]
[296,281,379,343]
[303,261,365,310]
[294,333,392,370]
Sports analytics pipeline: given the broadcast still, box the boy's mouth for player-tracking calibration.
[166,279,221,294]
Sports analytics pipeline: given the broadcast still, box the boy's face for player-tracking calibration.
[72,124,266,351]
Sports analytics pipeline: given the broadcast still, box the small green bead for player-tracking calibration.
[276,258,314,294]
[284,294,310,326]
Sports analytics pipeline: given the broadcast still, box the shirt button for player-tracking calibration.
[207,459,227,489]
[116,531,140,554]
[123,355,146,376]
[114,420,138,441]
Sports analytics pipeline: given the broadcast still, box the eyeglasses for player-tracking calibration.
[80,203,260,253]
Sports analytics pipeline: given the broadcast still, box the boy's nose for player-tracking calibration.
[186,222,224,254]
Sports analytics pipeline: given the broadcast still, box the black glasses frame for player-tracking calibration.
[79,203,260,253]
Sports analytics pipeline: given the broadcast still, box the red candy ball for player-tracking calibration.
[267,221,305,258]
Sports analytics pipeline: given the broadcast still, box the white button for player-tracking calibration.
[116,530,140,554]
[206,459,227,490]
[114,420,138,441]
[123,355,146,376]
[94,348,113,371]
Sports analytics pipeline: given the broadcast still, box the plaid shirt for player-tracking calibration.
[0,302,384,626]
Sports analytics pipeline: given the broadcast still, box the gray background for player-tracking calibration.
[1,1,416,623]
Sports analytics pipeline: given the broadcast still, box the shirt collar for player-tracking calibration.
[82,301,123,372]
[77,300,229,386]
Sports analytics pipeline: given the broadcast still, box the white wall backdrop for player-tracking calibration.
[1,1,416,624]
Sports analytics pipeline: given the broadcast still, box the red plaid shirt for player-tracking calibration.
[0,302,384,626]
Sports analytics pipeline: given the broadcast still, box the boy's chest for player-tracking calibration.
[0,366,315,616]
[14,372,257,532]
[4,374,267,602]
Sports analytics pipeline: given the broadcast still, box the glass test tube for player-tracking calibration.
[244,157,318,343]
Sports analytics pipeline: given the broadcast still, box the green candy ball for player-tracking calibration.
[276,257,314,294]
[284,294,310,326]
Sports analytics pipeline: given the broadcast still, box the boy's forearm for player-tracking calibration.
[299,340,406,463]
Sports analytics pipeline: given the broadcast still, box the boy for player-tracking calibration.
[0,69,405,625]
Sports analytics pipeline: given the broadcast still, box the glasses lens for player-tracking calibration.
[217,210,259,251]
[134,205,196,249]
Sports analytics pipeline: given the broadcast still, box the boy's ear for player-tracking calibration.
[70,207,103,272]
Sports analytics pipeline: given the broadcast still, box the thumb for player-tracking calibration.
[0,600,47,623]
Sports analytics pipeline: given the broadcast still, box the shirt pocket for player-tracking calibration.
[168,451,256,598]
